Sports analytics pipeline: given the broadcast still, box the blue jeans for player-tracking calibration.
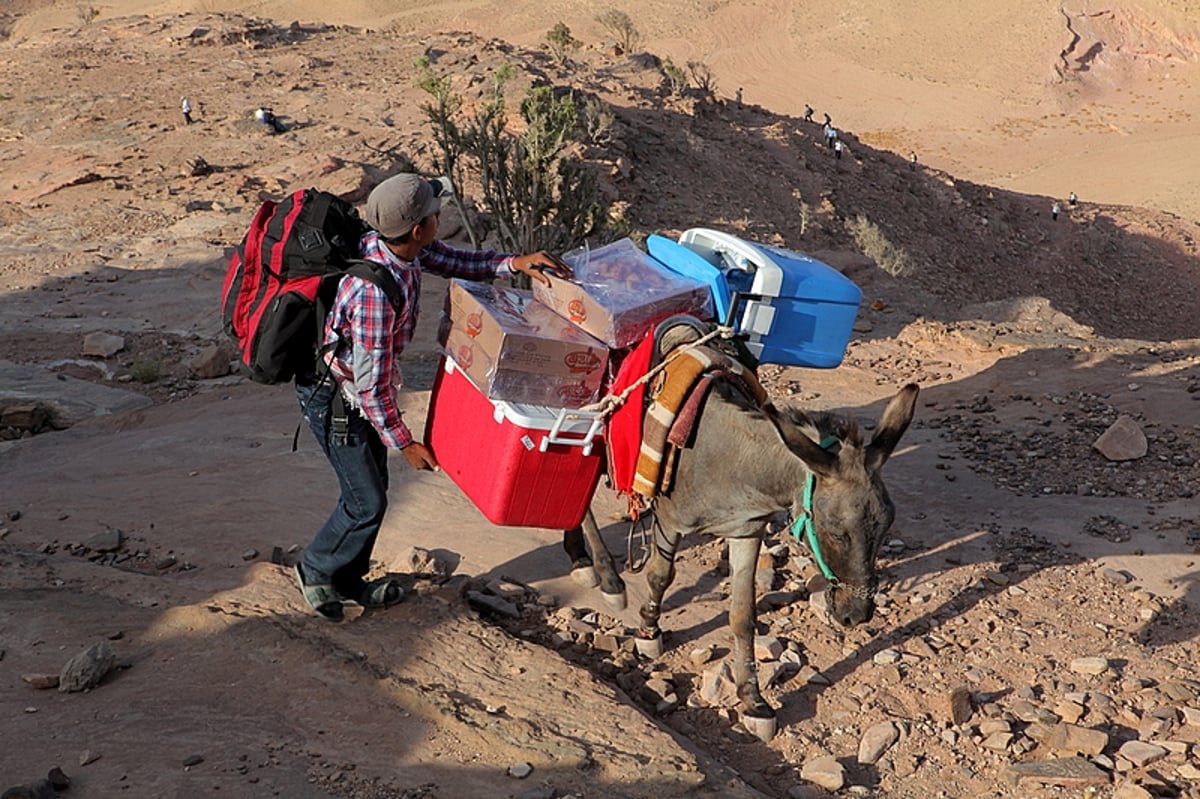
[295,378,389,598]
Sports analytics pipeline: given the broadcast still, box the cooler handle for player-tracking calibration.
[540,409,605,457]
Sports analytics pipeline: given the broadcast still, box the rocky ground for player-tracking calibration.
[1,11,1199,799]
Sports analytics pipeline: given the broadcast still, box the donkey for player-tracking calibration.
[564,376,919,739]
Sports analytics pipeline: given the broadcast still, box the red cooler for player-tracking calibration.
[425,357,606,529]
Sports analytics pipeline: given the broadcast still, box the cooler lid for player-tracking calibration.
[646,234,732,323]
[678,228,861,306]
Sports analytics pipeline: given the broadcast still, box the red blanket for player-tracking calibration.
[604,334,656,497]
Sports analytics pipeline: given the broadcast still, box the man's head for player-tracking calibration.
[364,174,452,242]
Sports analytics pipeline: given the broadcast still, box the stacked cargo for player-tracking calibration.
[426,231,863,529]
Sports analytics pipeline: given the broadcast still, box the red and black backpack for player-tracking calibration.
[221,189,401,384]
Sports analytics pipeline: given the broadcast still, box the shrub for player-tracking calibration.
[662,58,688,97]
[546,22,580,65]
[595,9,639,55]
[846,214,911,277]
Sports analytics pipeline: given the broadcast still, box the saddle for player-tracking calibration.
[606,316,766,514]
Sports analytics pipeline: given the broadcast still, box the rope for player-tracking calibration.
[579,324,735,419]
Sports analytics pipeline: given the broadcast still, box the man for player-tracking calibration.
[292,173,572,620]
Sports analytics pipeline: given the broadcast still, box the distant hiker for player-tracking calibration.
[1052,201,1061,221]
[181,96,193,125]
[255,107,286,134]
[910,152,918,171]
[834,139,843,160]
[1069,191,1078,206]
[804,104,814,123]
[290,174,572,621]
[827,127,838,149]
[735,87,743,107]
[823,112,832,127]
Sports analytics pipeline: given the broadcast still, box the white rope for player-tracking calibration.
[580,324,735,419]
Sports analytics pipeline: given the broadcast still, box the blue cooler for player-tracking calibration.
[647,228,862,369]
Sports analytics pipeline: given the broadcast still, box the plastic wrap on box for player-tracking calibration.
[444,280,608,408]
[533,238,713,348]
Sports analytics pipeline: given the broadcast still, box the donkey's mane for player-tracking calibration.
[776,404,865,448]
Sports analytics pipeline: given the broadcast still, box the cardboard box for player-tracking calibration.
[533,238,713,349]
[425,357,605,529]
[445,280,608,408]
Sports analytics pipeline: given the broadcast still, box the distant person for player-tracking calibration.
[823,112,832,127]
[827,127,838,149]
[1052,201,1061,221]
[181,96,193,125]
[804,104,814,123]
[910,152,918,171]
[255,107,286,134]
[735,87,743,107]
[834,139,843,160]
[1069,191,1078,206]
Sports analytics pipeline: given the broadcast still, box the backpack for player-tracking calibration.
[221,188,402,384]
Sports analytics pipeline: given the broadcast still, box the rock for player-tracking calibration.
[0,779,56,799]
[1002,756,1110,788]
[45,769,69,791]
[753,636,784,661]
[84,527,122,553]
[241,549,258,561]
[857,721,899,764]
[188,344,231,378]
[1069,656,1110,675]
[940,686,974,725]
[699,661,738,707]
[59,640,115,693]
[800,755,845,791]
[1029,722,1109,755]
[689,645,715,666]
[465,590,519,618]
[872,648,901,665]
[182,754,204,767]
[1112,784,1154,799]
[981,732,1013,752]
[1093,415,1148,461]
[1101,567,1132,585]
[406,546,452,580]
[81,332,125,358]
[79,750,100,766]
[21,674,60,690]
[507,761,533,779]
[1117,740,1167,767]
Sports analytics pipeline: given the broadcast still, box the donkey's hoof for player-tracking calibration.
[742,714,777,742]
[634,631,664,658]
[571,565,600,588]
[601,590,627,611]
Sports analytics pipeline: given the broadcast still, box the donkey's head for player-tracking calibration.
[768,384,918,627]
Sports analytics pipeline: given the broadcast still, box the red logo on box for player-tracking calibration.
[558,381,595,403]
[455,344,474,368]
[567,299,587,324]
[466,311,483,337]
[564,348,602,374]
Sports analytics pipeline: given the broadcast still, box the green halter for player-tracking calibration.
[788,436,840,583]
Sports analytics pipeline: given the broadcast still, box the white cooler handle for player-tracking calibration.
[540,409,605,457]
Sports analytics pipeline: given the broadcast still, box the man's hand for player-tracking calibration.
[400,442,439,471]
[511,251,574,287]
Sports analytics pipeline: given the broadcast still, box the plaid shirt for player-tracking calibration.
[321,233,514,449]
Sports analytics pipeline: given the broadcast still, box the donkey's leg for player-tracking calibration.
[578,509,626,610]
[635,525,681,658]
[563,525,600,588]
[728,535,775,740]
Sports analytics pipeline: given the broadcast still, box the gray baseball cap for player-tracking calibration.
[364,174,452,239]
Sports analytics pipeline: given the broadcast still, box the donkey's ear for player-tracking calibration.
[865,383,919,472]
[764,404,838,476]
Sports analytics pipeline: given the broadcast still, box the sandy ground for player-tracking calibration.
[1,3,1199,799]
[9,0,1200,222]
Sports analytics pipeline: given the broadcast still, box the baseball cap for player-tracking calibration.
[364,174,453,239]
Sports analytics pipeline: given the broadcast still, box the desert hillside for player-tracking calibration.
[1,5,1199,799]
